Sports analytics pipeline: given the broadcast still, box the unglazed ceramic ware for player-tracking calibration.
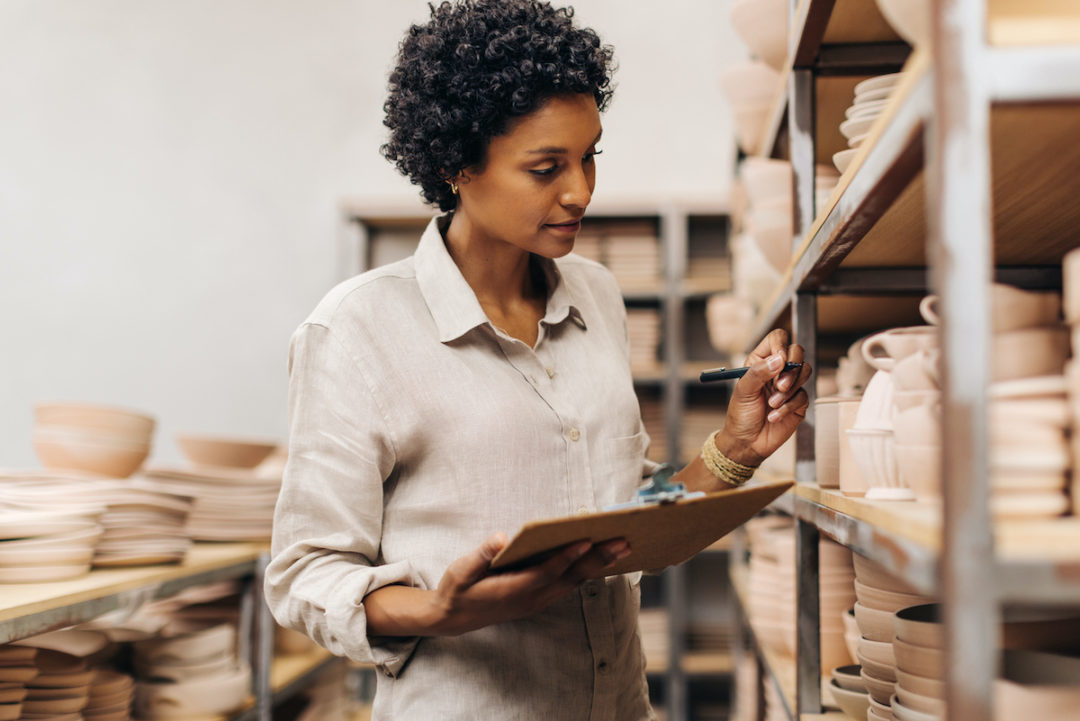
[874,0,930,45]
[730,0,788,71]
[829,679,871,721]
[861,327,938,372]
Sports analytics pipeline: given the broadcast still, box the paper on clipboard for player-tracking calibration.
[489,480,793,577]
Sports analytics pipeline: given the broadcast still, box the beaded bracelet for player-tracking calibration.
[701,431,756,487]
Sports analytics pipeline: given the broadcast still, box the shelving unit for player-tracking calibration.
[0,543,352,721]
[731,0,1080,720]
[341,198,735,721]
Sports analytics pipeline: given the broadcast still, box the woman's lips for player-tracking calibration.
[545,220,581,233]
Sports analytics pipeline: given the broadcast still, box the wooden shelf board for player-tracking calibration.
[682,276,732,296]
[682,650,735,675]
[206,649,337,721]
[0,542,266,632]
[989,0,1080,46]
[802,713,849,721]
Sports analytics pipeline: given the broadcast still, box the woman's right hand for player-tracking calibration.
[427,533,630,636]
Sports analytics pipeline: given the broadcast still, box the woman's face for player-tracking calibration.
[454,93,602,259]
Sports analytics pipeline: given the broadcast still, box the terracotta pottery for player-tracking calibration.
[854,602,896,643]
[896,668,945,699]
[862,327,938,372]
[829,678,871,721]
[730,0,789,71]
[893,638,943,678]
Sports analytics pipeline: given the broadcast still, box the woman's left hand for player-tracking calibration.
[714,328,812,468]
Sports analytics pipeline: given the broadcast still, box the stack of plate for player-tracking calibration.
[834,73,907,174]
[605,231,661,288]
[83,669,134,721]
[637,608,669,669]
[1,480,193,567]
[21,649,95,720]
[0,645,37,721]
[133,623,251,720]
[136,466,281,541]
[0,510,103,583]
[626,309,662,373]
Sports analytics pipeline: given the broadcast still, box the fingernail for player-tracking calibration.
[615,546,632,561]
[767,354,783,372]
[573,542,591,558]
[767,409,781,423]
[769,392,784,408]
[778,375,791,391]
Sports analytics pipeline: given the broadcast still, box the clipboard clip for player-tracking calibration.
[603,464,706,511]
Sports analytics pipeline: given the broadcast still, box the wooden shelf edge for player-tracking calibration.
[0,542,267,640]
[220,649,339,721]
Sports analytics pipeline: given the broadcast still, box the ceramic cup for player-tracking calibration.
[861,327,938,372]
[920,284,1061,333]
[846,428,912,501]
[895,443,942,502]
[838,398,866,497]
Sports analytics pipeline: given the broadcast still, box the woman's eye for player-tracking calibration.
[531,165,558,176]
[584,149,604,162]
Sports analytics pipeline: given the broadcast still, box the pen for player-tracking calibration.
[699,362,804,383]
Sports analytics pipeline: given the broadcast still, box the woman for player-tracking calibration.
[266,1,810,719]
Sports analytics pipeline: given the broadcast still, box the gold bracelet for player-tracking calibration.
[701,431,756,487]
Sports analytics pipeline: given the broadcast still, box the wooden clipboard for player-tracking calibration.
[489,480,793,577]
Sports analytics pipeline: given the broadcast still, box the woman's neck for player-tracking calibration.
[443,213,544,314]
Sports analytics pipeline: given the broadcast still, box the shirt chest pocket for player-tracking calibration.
[591,430,650,510]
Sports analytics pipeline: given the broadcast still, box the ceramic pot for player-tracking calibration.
[846,429,912,501]
[920,284,1061,333]
[993,327,1068,382]
[891,349,939,392]
[895,443,942,502]
[862,327,938,372]
[854,371,897,431]
[893,403,941,447]
[815,396,855,488]
[838,399,866,497]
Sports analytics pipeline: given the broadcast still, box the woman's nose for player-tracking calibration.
[560,166,593,209]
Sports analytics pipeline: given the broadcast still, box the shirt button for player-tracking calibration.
[584,583,600,598]
[545,366,556,378]
[597,660,610,674]
[568,427,581,442]
[576,506,589,515]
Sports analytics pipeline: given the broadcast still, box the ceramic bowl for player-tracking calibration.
[829,679,871,721]
[853,555,921,595]
[893,604,942,649]
[846,99,889,119]
[34,403,155,438]
[854,602,895,643]
[859,652,898,687]
[993,327,1069,382]
[874,0,930,46]
[858,636,896,667]
[32,427,150,478]
[748,220,794,274]
[740,157,791,206]
[175,435,277,469]
[833,664,867,691]
[733,103,772,155]
[855,74,905,96]
[895,685,945,716]
[133,663,250,720]
[730,0,789,71]
[720,61,782,106]
[894,443,941,502]
[892,695,941,721]
[869,694,895,719]
[995,648,1080,719]
[839,115,876,140]
[893,638,943,678]
[896,668,945,699]
[842,608,859,636]
[922,285,1061,333]
[854,580,929,613]
[855,86,895,105]
[133,624,235,666]
[862,327,938,372]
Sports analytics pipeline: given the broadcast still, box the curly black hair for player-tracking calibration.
[381,0,616,212]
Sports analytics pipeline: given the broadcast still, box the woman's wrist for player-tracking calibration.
[712,429,765,469]
[365,586,450,637]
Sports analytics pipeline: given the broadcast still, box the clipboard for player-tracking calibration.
[489,471,793,578]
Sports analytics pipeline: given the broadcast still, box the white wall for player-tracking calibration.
[0,0,745,467]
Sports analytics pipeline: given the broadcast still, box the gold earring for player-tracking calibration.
[448,179,459,195]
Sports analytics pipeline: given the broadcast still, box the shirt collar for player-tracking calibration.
[413,216,585,343]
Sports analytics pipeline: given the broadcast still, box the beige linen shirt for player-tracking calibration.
[267,216,658,721]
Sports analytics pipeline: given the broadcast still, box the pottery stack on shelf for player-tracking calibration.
[0,508,104,583]
[1062,247,1080,514]
[19,645,103,721]
[133,622,251,720]
[918,283,1069,517]
[637,607,670,668]
[0,645,36,721]
[603,224,662,290]
[32,403,156,479]
[829,664,871,721]
[873,0,930,47]
[626,309,662,374]
[851,555,935,719]
[730,0,788,71]
[740,157,794,275]
[0,479,194,568]
[82,668,135,721]
[720,61,782,155]
[705,293,756,354]
[833,73,906,175]
[995,648,1080,721]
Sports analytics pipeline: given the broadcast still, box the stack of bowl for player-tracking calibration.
[891,605,946,721]
[833,73,906,174]
[829,664,871,721]
[0,645,36,721]
[705,294,756,354]
[873,0,930,47]
[740,157,794,274]
[0,509,103,583]
[852,555,935,719]
[133,623,251,720]
[730,0,788,71]
[33,403,156,478]
[83,669,134,721]
[721,61,782,155]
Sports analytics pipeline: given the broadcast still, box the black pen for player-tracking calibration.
[699,362,804,383]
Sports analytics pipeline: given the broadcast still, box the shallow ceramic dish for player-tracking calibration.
[0,646,37,663]
[846,99,888,118]
[854,580,929,612]
[133,663,250,720]
[0,667,38,683]
[857,637,896,667]
[833,148,859,174]
[23,684,90,700]
[30,669,96,689]
[855,73,906,96]
[832,664,867,692]
[21,695,90,715]
[133,623,235,666]
[0,511,100,540]
[14,630,108,658]
[839,116,876,140]
[854,86,895,105]
[0,526,103,551]
[990,491,1069,519]
[0,702,21,721]
[829,679,871,721]
[0,688,26,704]
[0,563,90,583]
[0,546,94,566]
[895,685,945,716]
[174,434,278,470]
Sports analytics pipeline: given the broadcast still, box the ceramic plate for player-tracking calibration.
[991,492,1070,518]
[989,375,1068,399]
[13,630,108,659]
[0,666,39,683]
[0,512,100,540]
[0,564,90,583]
[854,72,906,96]
[0,546,94,566]
[0,526,102,551]
[93,553,185,567]
[839,116,876,140]
[845,99,888,119]
[853,86,894,105]
[833,148,859,174]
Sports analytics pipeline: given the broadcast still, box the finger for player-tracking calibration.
[748,328,789,363]
[445,532,510,591]
[772,361,813,405]
[767,388,809,425]
[735,351,786,398]
[563,539,632,584]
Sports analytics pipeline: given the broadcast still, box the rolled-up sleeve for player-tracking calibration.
[265,321,422,676]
